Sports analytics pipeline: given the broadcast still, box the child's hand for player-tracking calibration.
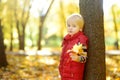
[69,53,87,63]
[69,53,80,62]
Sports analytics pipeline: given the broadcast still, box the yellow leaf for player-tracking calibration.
[72,44,83,54]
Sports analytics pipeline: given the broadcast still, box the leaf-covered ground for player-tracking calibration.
[0,51,120,80]
[0,53,60,80]
[106,54,120,80]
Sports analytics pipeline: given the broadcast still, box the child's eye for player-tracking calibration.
[73,25,76,27]
[67,24,70,27]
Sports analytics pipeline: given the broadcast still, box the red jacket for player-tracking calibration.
[59,31,88,80]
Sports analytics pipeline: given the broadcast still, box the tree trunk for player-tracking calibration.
[79,0,106,80]
[37,16,43,50]
[14,0,32,50]
[10,24,13,51]
[0,19,8,67]
[37,0,54,50]
[59,0,66,39]
[112,5,119,50]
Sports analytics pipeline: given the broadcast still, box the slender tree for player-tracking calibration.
[37,0,54,50]
[10,24,13,51]
[59,0,66,39]
[14,0,32,50]
[80,0,106,80]
[112,5,119,50]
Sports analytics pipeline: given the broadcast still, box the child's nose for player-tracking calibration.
[69,26,72,29]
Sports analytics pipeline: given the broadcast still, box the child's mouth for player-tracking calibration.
[68,31,72,33]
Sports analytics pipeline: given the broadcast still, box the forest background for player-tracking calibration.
[0,0,120,51]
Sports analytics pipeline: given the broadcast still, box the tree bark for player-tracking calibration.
[0,19,8,68]
[79,0,106,80]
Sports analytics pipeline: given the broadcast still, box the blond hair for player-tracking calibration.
[66,13,84,30]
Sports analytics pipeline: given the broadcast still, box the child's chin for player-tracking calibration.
[69,33,74,36]
[69,32,76,36]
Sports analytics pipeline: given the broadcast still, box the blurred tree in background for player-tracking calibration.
[111,5,119,50]
[0,19,8,67]
[37,0,54,50]
[0,0,8,67]
[13,0,32,50]
[104,3,120,50]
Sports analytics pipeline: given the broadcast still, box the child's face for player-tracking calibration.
[67,22,80,36]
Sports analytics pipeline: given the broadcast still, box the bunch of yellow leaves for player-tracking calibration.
[68,43,87,57]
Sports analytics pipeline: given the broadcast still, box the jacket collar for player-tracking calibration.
[64,31,83,41]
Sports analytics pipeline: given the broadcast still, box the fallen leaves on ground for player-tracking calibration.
[0,52,120,80]
[0,53,60,80]
[106,55,120,80]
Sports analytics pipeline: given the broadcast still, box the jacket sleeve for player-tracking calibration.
[79,35,88,48]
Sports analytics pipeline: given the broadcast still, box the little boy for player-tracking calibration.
[59,13,88,80]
